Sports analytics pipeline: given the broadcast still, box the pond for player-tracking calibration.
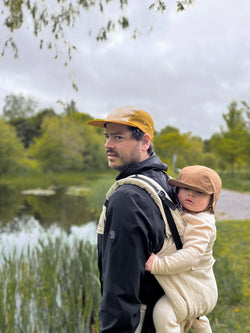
[0,184,102,230]
[0,216,97,262]
[0,177,108,330]
[0,174,115,258]
[0,182,102,260]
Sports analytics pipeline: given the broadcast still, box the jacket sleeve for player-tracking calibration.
[151,212,215,275]
[99,186,158,333]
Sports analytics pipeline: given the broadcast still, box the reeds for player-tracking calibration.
[0,238,100,333]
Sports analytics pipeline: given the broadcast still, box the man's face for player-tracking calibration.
[104,123,148,171]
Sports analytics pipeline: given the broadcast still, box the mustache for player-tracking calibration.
[106,149,116,154]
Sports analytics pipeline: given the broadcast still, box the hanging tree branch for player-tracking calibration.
[1,0,195,59]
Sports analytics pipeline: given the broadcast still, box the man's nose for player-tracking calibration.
[105,137,113,148]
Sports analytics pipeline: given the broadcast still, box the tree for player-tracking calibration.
[29,117,85,171]
[1,0,194,61]
[65,108,109,170]
[0,120,26,174]
[210,101,249,172]
[154,126,204,172]
[3,94,57,148]
[241,100,250,166]
[63,100,79,116]
[29,114,107,171]
[3,94,38,121]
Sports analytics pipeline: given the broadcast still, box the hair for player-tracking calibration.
[128,126,154,155]
[207,196,214,213]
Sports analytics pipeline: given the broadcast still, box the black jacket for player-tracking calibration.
[98,153,175,332]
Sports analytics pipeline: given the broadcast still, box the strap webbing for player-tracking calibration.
[134,175,183,250]
[158,191,183,250]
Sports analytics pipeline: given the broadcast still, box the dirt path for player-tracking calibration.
[215,189,250,221]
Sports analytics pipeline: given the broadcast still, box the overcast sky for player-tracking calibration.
[0,0,249,139]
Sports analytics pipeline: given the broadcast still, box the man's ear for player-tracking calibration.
[142,133,151,151]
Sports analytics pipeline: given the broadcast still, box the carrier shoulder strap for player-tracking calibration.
[97,174,183,250]
[131,175,183,250]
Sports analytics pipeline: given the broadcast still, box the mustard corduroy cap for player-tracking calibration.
[87,106,155,139]
[168,165,222,213]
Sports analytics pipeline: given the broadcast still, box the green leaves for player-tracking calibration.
[154,99,250,174]
[1,0,194,60]
[149,1,167,13]
[0,120,26,174]
[177,0,195,12]
[210,101,249,172]
[28,114,107,172]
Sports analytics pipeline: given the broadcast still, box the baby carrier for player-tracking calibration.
[97,174,183,250]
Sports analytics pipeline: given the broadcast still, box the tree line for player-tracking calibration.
[0,94,249,175]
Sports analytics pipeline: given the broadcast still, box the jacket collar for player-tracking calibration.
[116,153,168,181]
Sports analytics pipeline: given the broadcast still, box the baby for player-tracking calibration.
[146,165,222,333]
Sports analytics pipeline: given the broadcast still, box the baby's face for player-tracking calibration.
[177,188,211,213]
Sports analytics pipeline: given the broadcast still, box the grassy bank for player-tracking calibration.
[1,170,249,192]
[209,219,250,332]
[191,219,249,333]
[219,170,250,192]
[0,220,249,332]
[0,170,116,191]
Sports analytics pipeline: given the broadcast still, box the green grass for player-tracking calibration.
[1,170,249,192]
[0,170,116,190]
[220,171,250,192]
[203,220,249,333]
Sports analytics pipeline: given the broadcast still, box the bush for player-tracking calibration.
[0,120,26,174]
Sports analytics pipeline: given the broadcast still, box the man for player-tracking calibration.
[88,106,174,332]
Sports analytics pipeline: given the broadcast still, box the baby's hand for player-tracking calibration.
[145,253,156,272]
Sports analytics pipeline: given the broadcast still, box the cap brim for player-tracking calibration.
[87,119,106,128]
[87,119,139,128]
[168,179,213,194]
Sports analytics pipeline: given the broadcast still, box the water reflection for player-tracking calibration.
[0,185,99,229]
[0,216,97,264]
[0,185,24,223]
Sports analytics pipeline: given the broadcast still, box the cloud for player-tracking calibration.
[0,0,249,138]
